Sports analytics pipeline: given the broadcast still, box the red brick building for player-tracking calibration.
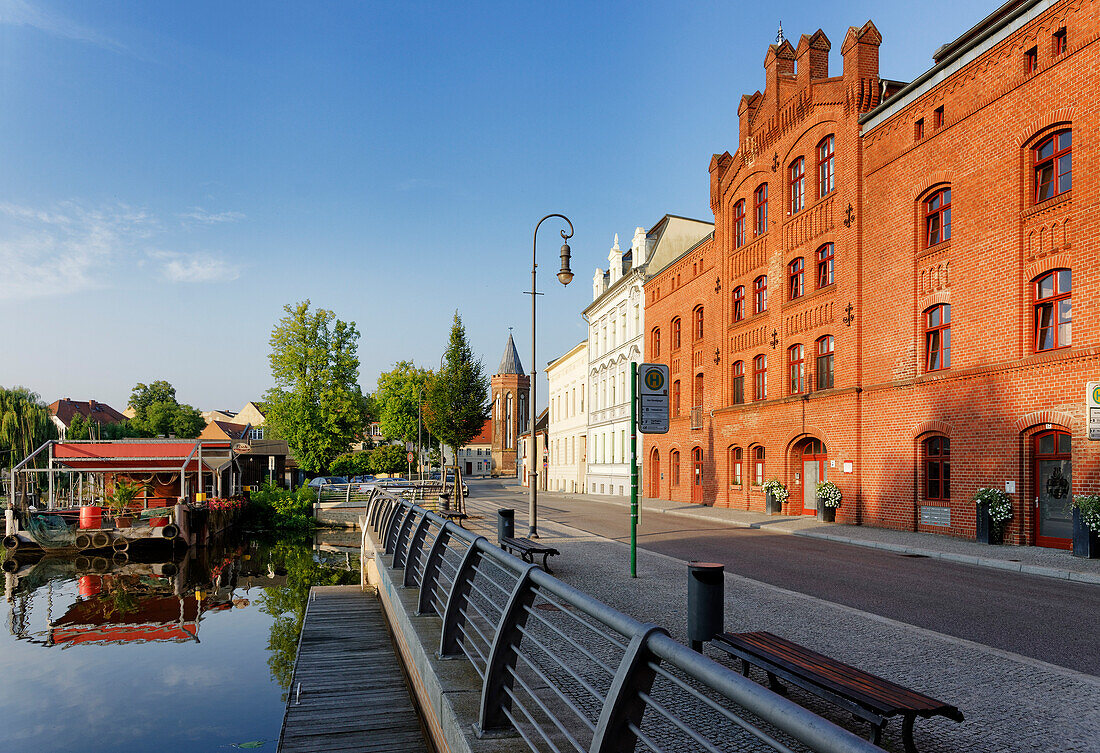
[644,0,1099,549]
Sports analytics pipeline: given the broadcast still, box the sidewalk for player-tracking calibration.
[523,486,1100,585]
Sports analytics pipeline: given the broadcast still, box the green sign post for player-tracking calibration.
[630,362,638,577]
[631,362,670,577]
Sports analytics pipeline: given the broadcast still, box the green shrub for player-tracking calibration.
[249,482,317,530]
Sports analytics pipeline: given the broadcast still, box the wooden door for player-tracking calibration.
[1034,430,1072,549]
[692,448,703,503]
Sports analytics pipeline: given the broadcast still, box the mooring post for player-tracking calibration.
[687,561,725,652]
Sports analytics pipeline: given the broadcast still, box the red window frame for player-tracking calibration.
[672,380,681,416]
[671,317,681,350]
[754,275,767,314]
[816,243,834,288]
[732,285,745,322]
[787,343,805,394]
[671,450,680,486]
[788,257,804,300]
[731,360,744,404]
[789,157,804,214]
[915,119,924,141]
[817,135,834,197]
[693,306,704,341]
[754,184,768,237]
[925,188,951,247]
[753,354,767,401]
[1034,269,1071,351]
[924,304,951,371]
[933,106,944,130]
[923,436,950,501]
[753,446,765,485]
[733,199,745,248]
[1034,129,1072,203]
[1025,46,1038,74]
[1053,28,1067,56]
[651,327,661,359]
[693,372,703,409]
[730,446,742,485]
[815,335,833,390]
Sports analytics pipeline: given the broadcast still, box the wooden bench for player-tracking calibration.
[712,631,963,753]
[500,536,560,573]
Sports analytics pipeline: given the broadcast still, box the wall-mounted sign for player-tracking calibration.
[1088,382,1100,440]
[233,442,251,453]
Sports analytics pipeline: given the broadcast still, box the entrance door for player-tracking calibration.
[650,450,660,499]
[799,438,827,516]
[465,461,473,476]
[692,448,703,503]
[1034,431,1072,549]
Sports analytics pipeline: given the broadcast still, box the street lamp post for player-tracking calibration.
[528,213,574,538]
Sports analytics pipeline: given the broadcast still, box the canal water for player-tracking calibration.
[1,532,361,752]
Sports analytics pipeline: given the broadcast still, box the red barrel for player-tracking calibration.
[79,506,103,530]
[78,575,102,597]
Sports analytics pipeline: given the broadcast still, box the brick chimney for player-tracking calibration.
[763,40,796,119]
[796,30,831,89]
[841,20,882,113]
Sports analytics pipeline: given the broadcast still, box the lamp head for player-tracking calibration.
[557,242,574,286]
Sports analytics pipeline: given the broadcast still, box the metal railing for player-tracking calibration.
[690,406,705,430]
[363,491,881,753]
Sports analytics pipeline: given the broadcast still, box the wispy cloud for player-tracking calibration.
[148,249,241,283]
[0,200,242,300]
[0,0,126,52]
[178,207,246,225]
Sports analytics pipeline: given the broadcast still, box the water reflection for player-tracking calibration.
[1,532,360,752]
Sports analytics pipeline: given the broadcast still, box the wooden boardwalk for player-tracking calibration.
[278,585,428,753]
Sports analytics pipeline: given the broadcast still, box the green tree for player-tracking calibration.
[329,451,372,477]
[375,361,433,444]
[128,381,177,423]
[424,312,489,465]
[369,444,408,475]
[127,381,205,438]
[0,387,57,468]
[263,301,366,473]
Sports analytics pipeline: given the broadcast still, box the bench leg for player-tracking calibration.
[765,672,787,696]
[739,659,750,677]
[902,714,917,753]
[541,552,554,574]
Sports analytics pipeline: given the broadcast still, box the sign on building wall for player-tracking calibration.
[638,363,669,434]
[1088,382,1100,440]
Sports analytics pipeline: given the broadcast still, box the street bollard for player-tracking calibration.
[687,561,725,652]
[497,508,515,544]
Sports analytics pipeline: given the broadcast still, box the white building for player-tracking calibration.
[545,340,587,493]
[443,418,494,477]
[584,216,713,496]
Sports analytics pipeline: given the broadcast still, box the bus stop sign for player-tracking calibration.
[638,363,670,434]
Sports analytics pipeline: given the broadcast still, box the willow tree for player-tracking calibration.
[0,387,57,469]
[425,313,489,469]
[263,301,366,473]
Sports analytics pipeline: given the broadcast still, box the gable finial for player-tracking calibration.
[777,20,784,45]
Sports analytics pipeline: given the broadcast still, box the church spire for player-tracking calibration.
[497,332,525,376]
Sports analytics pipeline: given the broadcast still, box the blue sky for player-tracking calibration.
[0,0,988,412]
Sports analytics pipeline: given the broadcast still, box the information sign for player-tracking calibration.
[1088,382,1100,441]
[638,363,670,434]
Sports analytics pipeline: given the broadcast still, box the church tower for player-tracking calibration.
[490,333,530,477]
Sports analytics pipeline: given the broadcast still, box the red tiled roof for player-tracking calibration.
[49,398,127,427]
[469,418,492,445]
[200,420,249,441]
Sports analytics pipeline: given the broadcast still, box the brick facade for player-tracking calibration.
[643,0,1100,549]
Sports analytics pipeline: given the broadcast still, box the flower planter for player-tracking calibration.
[975,501,1002,545]
[820,502,836,523]
[115,517,133,529]
[1072,508,1099,559]
[765,490,782,514]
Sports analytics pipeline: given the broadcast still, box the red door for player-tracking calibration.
[692,448,703,503]
[1034,431,1072,549]
[650,450,661,499]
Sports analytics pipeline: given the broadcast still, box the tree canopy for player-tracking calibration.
[369,444,408,475]
[425,312,489,462]
[0,386,57,469]
[263,300,366,473]
[127,380,205,438]
[375,360,433,444]
[66,412,139,440]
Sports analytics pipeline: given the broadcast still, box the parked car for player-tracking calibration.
[307,476,348,489]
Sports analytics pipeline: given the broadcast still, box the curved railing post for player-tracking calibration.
[393,505,420,567]
[439,535,486,658]
[478,563,539,734]
[385,503,411,553]
[377,498,398,545]
[589,624,668,753]
[403,514,432,586]
[418,525,450,615]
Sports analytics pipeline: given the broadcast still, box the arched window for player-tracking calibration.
[788,344,805,394]
[671,449,681,486]
[788,258,804,300]
[817,135,835,197]
[789,157,805,214]
[733,199,746,248]
[924,304,951,370]
[923,436,950,501]
[753,446,765,485]
[671,317,682,350]
[672,380,681,416]
[693,306,704,340]
[1034,269,1071,351]
[816,243,834,288]
[731,360,745,404]
[754,275,768,313]
[693,372,703,409]
[505,392,514,448]
[754,184,768,236]
[1034,129,1071,203]
[815,335,834,390]
[733,285,745,322]
[651,327,661,358]
[925,187,951,247]
[753,354,767,401]
[729,446,743,485]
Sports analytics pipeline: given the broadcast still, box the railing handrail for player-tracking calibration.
[362,491,882,753]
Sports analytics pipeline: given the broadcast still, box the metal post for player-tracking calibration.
[687,561,725,652]
[417,386,423,481]
[631,362,638,578]
[47,444,54,511]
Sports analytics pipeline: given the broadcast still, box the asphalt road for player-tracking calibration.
[471,481,1100,677]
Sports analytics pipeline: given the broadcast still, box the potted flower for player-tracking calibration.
[105,479,149,528]
[762,479,788,514]
[1070,494,1100,559]
[816,481,841,522]
[973,488,1012,545]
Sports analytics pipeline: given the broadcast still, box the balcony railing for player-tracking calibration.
[690,406,705,430]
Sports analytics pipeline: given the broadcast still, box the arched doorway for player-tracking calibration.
[794,438,827,516]
[1034,430,1072,549]
[692,447,704,503]
[649,448,661,499]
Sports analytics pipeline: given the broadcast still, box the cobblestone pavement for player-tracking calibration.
[459,480,1100,753]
